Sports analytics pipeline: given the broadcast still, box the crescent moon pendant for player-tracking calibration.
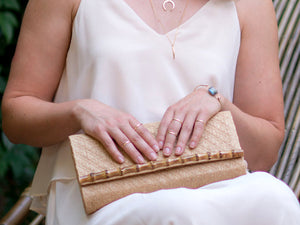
[163,0,175,11]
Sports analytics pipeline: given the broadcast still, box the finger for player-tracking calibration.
[109,128,146,164]
[131,121,160,153]
[175,113,197,155]
[189,116,208,149]
[156,108,174,149]
[122,123,158,161]
[163,114,184,156]
[92,129,125,164]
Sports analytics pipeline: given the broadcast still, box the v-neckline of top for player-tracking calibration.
[119,0,213,36]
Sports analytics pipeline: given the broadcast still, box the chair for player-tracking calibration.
[0,188,44,225]
[0,0,299,224]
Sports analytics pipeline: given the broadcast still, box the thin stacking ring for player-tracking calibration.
[122,140,131,147]
[196,119,205,124]
[172,118,183,124]
[167,131,177,136]
[134,123,143,131]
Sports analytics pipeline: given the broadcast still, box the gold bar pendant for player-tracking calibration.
[172,45,175,59]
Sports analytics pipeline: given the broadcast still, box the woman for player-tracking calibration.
[2,0,300,224]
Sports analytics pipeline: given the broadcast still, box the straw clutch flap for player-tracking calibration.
[69,111,247,215]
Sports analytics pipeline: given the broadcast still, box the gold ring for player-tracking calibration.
[134,123,143,131]
[196,119,205,124]
[172,118,183,124]
[122,140,131,147]
[167,131,177,136]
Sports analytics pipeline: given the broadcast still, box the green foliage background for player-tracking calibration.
[0,0,40,221]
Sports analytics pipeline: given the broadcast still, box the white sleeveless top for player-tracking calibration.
[30,0,240,214]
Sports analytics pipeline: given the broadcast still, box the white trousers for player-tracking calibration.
[46,172,300,225]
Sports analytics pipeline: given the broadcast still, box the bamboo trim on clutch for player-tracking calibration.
[79,149,244,186]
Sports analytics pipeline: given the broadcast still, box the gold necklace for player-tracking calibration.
[149,0,189,59]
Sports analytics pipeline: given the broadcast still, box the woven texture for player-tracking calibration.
[69,111,247,214]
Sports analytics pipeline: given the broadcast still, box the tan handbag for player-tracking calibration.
[69,111,247,214]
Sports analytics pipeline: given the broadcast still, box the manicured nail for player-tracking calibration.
[189,141,196,148]
[150,152,157,161]
[175,146,182,155]
[153,144,160,152]
[164,147,171,156]
[137,156,145,164]
[118,156,125,163]
[159,141,164,149]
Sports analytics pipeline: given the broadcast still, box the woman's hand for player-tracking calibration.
[156,87,221,156]
[73,99,159,164]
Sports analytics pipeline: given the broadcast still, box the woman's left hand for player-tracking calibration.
[156,87,222,156]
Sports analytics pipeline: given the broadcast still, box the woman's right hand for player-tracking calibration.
[73,99,159,164]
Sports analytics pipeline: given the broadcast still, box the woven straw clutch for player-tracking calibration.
[69,111,247,214]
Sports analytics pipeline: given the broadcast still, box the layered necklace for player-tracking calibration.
[149,0,190,59]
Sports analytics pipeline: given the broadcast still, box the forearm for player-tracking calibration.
[221,97,284,171]
[2,96,81,147]
[2,96,160,164]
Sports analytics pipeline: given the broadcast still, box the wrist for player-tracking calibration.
[194,85,223,110]
[71,99,87,127]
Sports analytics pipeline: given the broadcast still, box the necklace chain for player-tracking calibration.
[149,0,190,59]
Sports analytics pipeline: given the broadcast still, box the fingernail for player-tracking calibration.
[158,141,164,149]
[153,144,160,152]
[118,156,124,163]
[164,147,171,156]
[137,156,145,164]
[150,152,157,161]
[175,146,182,155]
[189,142,196,148]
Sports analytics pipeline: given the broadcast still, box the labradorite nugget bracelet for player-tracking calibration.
[208,86,218,96]
[194,85,222,104]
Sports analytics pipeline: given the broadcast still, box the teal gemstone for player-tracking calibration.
[208,87,218,96]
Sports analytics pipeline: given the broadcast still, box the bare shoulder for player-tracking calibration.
[24,0,81,22]
[234,0,276,31]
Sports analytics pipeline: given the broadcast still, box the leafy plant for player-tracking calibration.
[0,133,39,180]
[0,0,20,44]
